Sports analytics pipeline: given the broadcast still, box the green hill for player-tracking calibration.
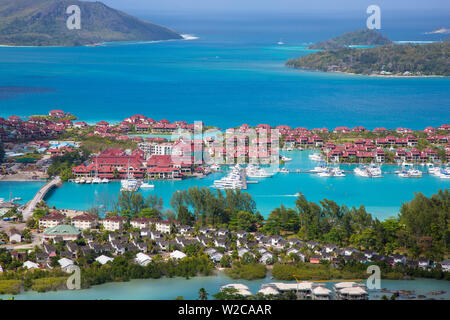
[287,42,450,76]
[307,29,392,50]
[0,0,182,46]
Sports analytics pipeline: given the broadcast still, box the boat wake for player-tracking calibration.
[181,34,199,40]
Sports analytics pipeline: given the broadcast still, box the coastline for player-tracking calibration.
[288,67,447,78]
[1,271,448,300]
[0,34,198,49]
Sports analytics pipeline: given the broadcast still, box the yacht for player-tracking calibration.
[79,178,86,184]
[398,169,422,178]
[357,164,383,178]
[213,165,245,189]
[309,153,324,162]
[121,178,140,191]
[437,170,450,179]
[318,167,345,177]
[332,168,346,177]
[210,164,221,171]
[75,178,81,184]
[309,165,328,173]
[92,177,102,184]
[354,166,370,177]
[246,164,273,178]
[140,182,155,189]
[85,179,92,184]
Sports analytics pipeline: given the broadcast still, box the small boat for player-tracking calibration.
[246,164,273,178]
[121,178,140,191]
[277,40,284,45]
[11,197,21,202]
[398,169,422,178]
[92,177,102,184]
[140,182,155,189]
[309,165,328,173]
[85,179,92,184]
[309,153,324,162]
[281,156,292,162]
[280,168,289,173]
[210,164,221,171]
[79,178,86,184]
[74,178,80,184]
[101,178,109,183]
[354,166,370,177]
[318,167,345,177]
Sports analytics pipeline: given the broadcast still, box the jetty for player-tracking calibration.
[22,176,62,221]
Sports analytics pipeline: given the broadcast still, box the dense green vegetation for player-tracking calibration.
[272,260,450,282]
[47,149,87,181]
[287,42,450,76]
[262,190,449,260]
[79,255,214,288]
[308,29,392,50]
[0,0,181,46]
[170,187,263,229]
[0,280,22,294]
[272,262,369,281]
[225,263,267,280]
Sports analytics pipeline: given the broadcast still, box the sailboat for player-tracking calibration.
[121,159,141,192]
[92,156,102,183]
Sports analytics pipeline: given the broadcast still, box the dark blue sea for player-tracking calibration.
[0,10,449,129]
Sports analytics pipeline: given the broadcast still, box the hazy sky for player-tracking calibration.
[88,0,450,13]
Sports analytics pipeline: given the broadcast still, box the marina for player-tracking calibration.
[1,150,448,220]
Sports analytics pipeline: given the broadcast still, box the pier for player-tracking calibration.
[241,167,248,190]
[22,176,62,221]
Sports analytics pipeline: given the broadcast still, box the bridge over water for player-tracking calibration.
[22,176,61,221]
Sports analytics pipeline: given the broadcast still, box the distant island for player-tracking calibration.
[307,29,392,50]
[0,0,182,46]
[287,33,450,77]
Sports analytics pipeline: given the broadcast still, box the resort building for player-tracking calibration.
[155,220,177,233]
[72,214,98,230]
[138,142,172,159]
[42,225,81,242]
[102,216,127,231]
[131,217,154,229]
[334,282,368,300]
[39,212,66,229]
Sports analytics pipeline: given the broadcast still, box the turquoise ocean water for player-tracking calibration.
[0,12,449,129]
[0,11,449,299]
[1,150,448,220]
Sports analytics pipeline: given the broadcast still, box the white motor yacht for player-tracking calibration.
[140,182,155,189]
[309,165,328,173]
[309,153,324,162]
[398,169,422,178]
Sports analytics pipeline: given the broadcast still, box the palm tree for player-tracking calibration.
[198,288,208,300]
